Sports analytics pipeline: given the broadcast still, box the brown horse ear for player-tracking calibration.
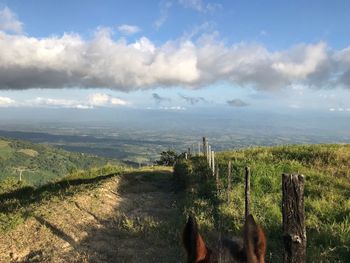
[244,214,266,263]
[183,216,210,263]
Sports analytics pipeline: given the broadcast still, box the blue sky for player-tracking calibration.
[4,0,350,49]
[0,0,350,112]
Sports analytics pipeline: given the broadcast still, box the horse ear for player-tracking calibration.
[183,216,210,263]
[244,214,266,263]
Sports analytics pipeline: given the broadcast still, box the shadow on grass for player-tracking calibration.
[0,173,118,214]
[34,215,79,250]
[74,170,184,262]
[19,169,185,262]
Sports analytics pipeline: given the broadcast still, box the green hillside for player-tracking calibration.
[0,137,121,188]
[174,144,350,262]
[1,141,349,262]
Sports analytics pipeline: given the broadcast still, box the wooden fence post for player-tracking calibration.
[206,144,209,162]
[211,151,215,176]
[202,137,207,157]
[208,145,212,167]
[215,164,219,193]
[282,174,306,263]
[227,161,231,201]
[245,166,251,219]
[198,142,201,156]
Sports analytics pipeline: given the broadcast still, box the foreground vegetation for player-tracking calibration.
[0,166,185,262]
[0,164,125,234]
[174,144,350,262]
[1,142,349,261]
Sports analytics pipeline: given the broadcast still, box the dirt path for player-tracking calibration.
[0,168,184,262]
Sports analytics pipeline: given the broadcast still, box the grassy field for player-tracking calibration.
[0,137,121,188]
[1,143,349,262]
[174,144,350,262]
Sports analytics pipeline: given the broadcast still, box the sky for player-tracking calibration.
[0,0,350,113]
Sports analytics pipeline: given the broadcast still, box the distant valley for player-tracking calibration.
[0,107,349,165]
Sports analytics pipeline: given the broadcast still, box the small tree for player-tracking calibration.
[156,150,179,166]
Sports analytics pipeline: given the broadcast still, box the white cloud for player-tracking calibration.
[179,0,203,11]
[0,7,23,34]
[272,43,328,79]
[0,14,350,92]
[179,0,221,13]
[0,96,15,107]
[0,93,128,109]
[160,105,186,110]
[88,93,127,106]
[29,97,84,108]
[110,97,127,105]
[329,107,350,112]
[132,37,156,53]
[88,93,110,105]
[117,24,140,35]
[154,1,172,29]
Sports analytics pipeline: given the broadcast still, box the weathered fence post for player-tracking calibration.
[211,150,215,176]
[206,144,209,162]
[215,164,219,193]
[208,145,212,167]
[187,147,191,157]
[282,174,306,263]
[202,137,207,157]
[185,153,188,160]
[227,161,231,202]
[198,142,201,156]
[245,166,251,219]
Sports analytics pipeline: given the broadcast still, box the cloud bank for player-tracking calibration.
[0,8,350,92]
[0,93,127,109]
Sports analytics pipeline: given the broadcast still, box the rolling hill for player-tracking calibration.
[0,137,121,188]
[1,142,349,262]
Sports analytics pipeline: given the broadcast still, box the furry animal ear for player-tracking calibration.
[244,215,267,263]
[183,216,211,263]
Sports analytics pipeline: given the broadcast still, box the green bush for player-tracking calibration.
[156,150,178,166]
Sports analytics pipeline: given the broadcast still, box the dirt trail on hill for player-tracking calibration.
[0,168,184,263]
